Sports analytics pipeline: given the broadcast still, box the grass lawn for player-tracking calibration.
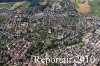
[44,38,53,48]
[46,38,52,45]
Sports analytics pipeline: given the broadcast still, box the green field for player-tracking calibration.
[0,15,10,19]
[0,2,15,7]
[89,0,100,16]
[0,1,30,8]
[20,1,30,8]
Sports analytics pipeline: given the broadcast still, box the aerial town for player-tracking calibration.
[0,0,100,66]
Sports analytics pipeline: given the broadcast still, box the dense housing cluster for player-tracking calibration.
[0,0,100,66]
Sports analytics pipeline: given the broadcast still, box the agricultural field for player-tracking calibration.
[75,0,90,13]
[75,0,100,16]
